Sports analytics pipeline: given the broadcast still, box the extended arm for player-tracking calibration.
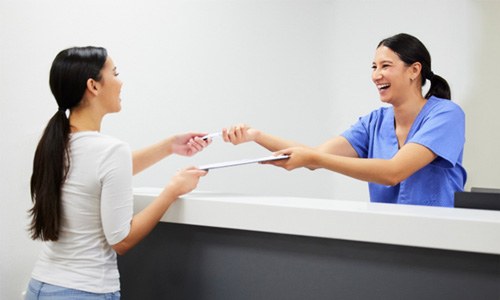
[223,124,360,158]
[133,133,209,175]
[222,124,306,152]
[315,136,359,157]
[272,142,437,185]
[112,168,207,255]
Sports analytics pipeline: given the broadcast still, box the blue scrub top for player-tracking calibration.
[342,96,467,207]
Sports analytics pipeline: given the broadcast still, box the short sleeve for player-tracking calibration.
[341,116,369,158]
[98,142,133,245]
[408,101,465,168]
[341,112,378,159]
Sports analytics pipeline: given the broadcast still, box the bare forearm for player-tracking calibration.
[132,137,173,175]
[254,131,305,152]
[313,153,401,185]
[310,143,436,185]
[112,188,177,255]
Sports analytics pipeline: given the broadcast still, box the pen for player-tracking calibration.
[201,132,223,140]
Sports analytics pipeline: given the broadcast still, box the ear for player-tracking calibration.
[409,62,422,81]
[86,78,99,96]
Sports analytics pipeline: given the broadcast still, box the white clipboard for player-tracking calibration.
[198,155,289,170]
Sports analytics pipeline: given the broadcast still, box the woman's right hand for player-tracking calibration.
[222,124,260,145]
[166,167,207,199]
[113,167,207,255]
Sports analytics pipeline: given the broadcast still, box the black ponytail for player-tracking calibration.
[425,73,451,100]
[29,110,70,240]
[29,47,107,241]
[378,33,452,100]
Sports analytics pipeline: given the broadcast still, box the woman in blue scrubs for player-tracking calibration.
[222,33,466,207]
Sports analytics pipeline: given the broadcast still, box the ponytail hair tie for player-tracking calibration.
[58,107,68,117]
[427,71,435,81]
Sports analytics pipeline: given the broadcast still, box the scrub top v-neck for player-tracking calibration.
[342,96,467,207]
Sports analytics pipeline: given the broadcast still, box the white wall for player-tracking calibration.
[1,0,499,298]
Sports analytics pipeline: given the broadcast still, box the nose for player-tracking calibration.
[372,67,382,82]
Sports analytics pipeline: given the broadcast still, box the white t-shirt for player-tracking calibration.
[32,131,133,293]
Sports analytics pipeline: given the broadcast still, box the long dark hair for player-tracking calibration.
[29,46,107,241]
[378,33,451,100]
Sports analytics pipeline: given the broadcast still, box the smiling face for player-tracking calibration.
[96,57,123,113]
[372,46,417,105]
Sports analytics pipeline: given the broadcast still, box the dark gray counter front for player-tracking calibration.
[118,222,500,300]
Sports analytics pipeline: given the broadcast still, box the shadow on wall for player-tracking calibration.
[461,1,500,190]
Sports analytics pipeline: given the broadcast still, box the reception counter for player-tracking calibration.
[118,188,500,299]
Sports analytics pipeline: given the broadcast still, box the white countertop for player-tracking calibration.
[134,187,500,255]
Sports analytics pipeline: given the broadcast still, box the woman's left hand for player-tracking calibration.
[171,132,211,156]
[263,146,319,171]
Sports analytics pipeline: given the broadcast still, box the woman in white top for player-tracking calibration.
[26,46,208,299]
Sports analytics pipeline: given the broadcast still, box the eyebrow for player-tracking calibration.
[372,60,393,65]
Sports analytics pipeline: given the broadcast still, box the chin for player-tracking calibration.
[111,105,122,113]
[378,93,393,104]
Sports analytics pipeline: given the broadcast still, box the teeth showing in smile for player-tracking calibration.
[377,84,390,90]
